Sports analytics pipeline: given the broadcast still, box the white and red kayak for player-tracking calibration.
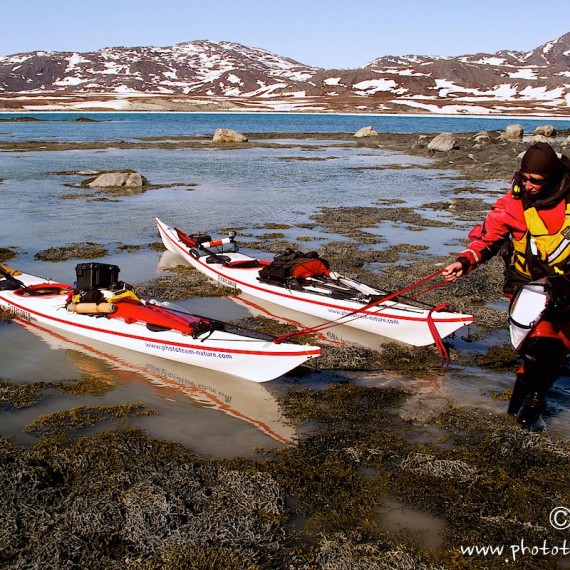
[156,218,473,347]
[0,269,320,382]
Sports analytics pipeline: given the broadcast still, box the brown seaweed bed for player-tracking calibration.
[1,382,568,569]
[2,130,570,568]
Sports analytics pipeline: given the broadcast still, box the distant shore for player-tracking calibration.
[2,109,570,120]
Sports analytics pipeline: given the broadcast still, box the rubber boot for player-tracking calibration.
[516,392,545,427]
[508,369,527,416]
[515,358,548,428]
[514,336,567,428]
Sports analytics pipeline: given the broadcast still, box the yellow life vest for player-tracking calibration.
[512,202,570,276]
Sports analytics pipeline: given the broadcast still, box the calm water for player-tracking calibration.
[1,113,569,454]
[1,111,569,142]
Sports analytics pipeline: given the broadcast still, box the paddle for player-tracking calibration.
[0,264,38,296]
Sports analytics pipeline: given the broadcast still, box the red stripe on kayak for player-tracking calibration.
[0,295,320,358]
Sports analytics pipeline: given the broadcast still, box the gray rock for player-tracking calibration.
[534,125,557,137]
[86,172,148,188]
[531,134,552,144]
[427,132,458,152]
[212,128,248,143]
[354,126,379,138]
[504,124,524,140]
[473,131,490,143]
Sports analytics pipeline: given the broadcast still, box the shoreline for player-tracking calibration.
[2,109,570,121]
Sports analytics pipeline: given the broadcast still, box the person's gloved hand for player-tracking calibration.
[545,274,570,312]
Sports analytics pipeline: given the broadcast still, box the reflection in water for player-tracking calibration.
[229,293,395,353]
[2,318,296,450]
[376,499,446,550]
[230,292,570,434]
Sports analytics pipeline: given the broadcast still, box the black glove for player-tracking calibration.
[545,274,570,312]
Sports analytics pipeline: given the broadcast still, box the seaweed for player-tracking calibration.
[134,264,234,300]
[0,247,18,263]
[0,377,114,410]
[0,429,286,568]
[34,242,109,262]
[25,403,157,436]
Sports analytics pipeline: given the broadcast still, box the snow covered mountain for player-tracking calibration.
[0,34,569,115]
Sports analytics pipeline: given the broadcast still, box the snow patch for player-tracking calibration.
[470,57,507,65]
[65,53,90,72]
[393,100,494,114]
[54,77,86,87]
[353,78,399,93]
[508,68,537,80]
[227,74,243,85]
[519,85,565,100]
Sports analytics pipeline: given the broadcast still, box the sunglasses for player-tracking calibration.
[520,174,546,186]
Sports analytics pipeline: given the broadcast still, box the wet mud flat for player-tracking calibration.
[1,129,570,568]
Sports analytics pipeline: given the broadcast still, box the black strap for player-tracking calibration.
[0,265,38,296]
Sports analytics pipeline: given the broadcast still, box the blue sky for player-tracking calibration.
[2,0,569,68]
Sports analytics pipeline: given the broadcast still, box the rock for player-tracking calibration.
[563,135,570,148]
[212,128,248,143]
[427,132,458,152]
[412,134,430,149]
[86,172,148,188]
[531,134,552,144]
[354,126,379,138]
[534,125,557,137]
[504,124,524,140]
[473,131,490,143]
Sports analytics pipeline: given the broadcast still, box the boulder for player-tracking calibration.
[427,132,458,152]
[86,172,148,189]
[531,134,551,144]
[534,125,557,137]
[354,126,379,138]
[212,128,248,143]
[504,124,524,140]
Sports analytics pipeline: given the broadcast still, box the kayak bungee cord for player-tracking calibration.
[273,269,452,362]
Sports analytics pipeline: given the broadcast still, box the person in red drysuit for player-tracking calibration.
[443,142,570,428]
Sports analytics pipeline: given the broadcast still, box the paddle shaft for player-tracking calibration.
[0,265,38,296]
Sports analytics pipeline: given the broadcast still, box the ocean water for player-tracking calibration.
[1,113,569,454]
[1,111,569,142]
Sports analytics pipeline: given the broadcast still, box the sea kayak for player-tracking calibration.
[155,218,473,347]
[0,267,320,382]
